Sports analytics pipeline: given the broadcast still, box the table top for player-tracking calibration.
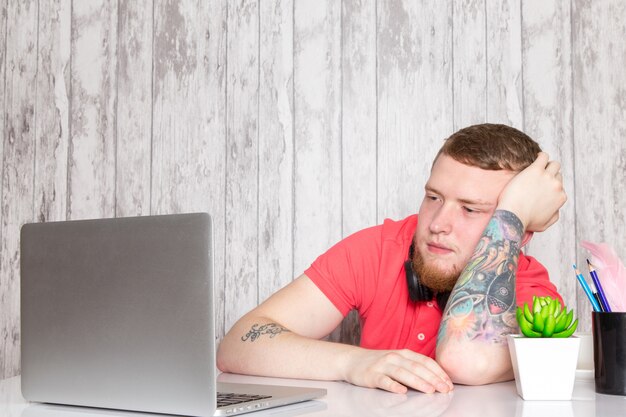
[2,372,625,417]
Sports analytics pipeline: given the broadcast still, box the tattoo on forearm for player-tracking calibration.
[241,323,291,342]
[438,210,523,345]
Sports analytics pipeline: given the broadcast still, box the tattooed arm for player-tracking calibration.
[436,210,523,384]
[217,275,347,380]
[436,153,567,385]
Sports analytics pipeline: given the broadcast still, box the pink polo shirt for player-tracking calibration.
[304,214,561,358]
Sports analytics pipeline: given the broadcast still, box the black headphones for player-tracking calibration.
[405,243,450,310]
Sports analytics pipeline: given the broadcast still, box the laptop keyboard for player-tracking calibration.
[216,392,272,408]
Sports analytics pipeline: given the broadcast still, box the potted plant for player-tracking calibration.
[507,296,580,400]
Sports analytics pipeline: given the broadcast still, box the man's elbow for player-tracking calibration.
[436,345,513,385]
[216,334,240,374]
[216,346,229,373]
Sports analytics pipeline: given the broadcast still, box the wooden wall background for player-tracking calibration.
[1,0,625,379]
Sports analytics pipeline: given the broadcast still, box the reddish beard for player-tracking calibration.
[411,248,460,292]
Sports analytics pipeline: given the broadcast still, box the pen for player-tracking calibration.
[573,264,602,312]
[592,292,604,312]
[587,259,612,312]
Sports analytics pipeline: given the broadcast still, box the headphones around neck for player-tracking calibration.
[405,243,451,310]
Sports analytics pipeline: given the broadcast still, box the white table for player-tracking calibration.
[1,372,625,417]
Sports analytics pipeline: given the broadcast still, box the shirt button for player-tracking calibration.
[417,333,425,341]
[426,302,434,307]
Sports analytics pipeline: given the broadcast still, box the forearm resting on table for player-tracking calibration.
[217,315,358,382]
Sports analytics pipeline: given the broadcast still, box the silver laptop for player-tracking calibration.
[20,213,326,417]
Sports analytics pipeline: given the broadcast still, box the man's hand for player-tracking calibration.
[341,348,454,394]
[496,152,567,232]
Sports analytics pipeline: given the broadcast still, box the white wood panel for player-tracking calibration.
[453,0,487,128]
[485,0,523,127]
[0,1,6,364]
[151,0,227,338]
[224,0,259,331]
[258,0,294,303]
[0,0,5,248]
[69,1,117,220]
[116,0,153,217]
[573,0,626,330]
[0,0,37,379]
[342,0,376,237]
[377,0,454,222]
[34,0,70,224]
[0,0,8,381]
[293,0,342,275]
[521,0,577,323]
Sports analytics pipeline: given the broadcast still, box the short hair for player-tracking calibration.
[434,123,541,171]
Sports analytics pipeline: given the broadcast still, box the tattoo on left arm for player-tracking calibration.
[241,323,291,342]
[438,210,523,346]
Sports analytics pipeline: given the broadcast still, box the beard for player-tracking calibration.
[411,247,461,293]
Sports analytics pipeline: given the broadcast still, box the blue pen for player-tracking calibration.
[587,259,612,312]
[573,264,602,312]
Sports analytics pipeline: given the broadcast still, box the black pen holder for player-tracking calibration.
[592,312,626,395]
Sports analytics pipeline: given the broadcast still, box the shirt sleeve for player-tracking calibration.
[516,254,563,307]
[304,225,383,317]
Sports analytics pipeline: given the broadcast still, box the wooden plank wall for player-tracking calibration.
[1,0,625,379]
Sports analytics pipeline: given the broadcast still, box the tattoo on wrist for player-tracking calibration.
[438,210,524,345]
[493,210,524,242]
[241,323,291,342]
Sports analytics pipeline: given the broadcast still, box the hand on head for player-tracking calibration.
[496,152,567,232]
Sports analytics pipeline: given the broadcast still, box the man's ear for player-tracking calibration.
[521,231,534,248]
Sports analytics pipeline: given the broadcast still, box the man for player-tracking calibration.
[217,124,566,394]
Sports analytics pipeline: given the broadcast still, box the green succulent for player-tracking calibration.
[516,296,578,338]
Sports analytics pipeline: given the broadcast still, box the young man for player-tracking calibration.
[217,124,566,394]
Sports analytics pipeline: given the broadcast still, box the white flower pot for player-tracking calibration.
[507,334,580,400]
